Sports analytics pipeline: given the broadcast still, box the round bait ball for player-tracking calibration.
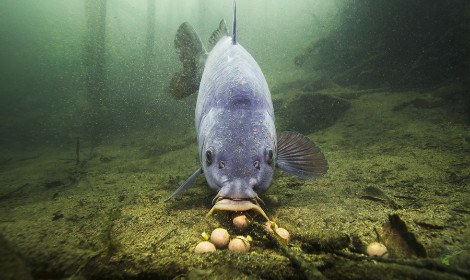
[228,237,250,253]
[233,214,249,230]
[210,228,230,249]
[194,241,216,254]
[275,227,290,244]
[367,242,388,258]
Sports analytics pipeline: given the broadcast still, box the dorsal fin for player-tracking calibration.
[208,19,229,51]
[232,0,237,44]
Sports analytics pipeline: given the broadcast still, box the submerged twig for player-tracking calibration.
[76,137,80,165]
[253,222,326,280]
[151,229,176,252]
[335,250,470,279]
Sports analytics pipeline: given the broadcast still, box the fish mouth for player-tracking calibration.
[207,195,269,221]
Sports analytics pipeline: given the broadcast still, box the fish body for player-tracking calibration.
[196,36,276,201]
[168,1,328,219]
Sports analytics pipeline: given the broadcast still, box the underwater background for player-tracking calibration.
[0,0,468,279]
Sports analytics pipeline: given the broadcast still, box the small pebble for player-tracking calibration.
[367,242,388,258]
[275,227,290,244]
[228,237,250,253]
[233,214,249,230]
[210,228,230,249]
[194,241,216,254]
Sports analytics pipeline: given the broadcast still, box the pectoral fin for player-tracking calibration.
[276,131,328,179]
[165,168,203,201]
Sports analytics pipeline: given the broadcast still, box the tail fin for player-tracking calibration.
[169,22,206,99]
[232,0,237,45]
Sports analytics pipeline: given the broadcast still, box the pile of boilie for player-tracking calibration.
[194,214,290,254]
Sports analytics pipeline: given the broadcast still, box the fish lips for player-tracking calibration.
[207,197,269,221]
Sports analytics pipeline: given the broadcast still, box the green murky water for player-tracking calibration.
[0,0,468,279]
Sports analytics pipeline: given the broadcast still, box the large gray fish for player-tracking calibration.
[167,1,328,220]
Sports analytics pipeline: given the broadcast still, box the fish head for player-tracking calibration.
[201,112,275,219]
[202,137,275,198]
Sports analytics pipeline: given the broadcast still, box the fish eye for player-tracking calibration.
[218,161,225,169]
[206,150,213,165]
[254,160,260,169]
[265,149,273,164]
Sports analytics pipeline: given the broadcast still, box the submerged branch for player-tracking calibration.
[253,222,326,280]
